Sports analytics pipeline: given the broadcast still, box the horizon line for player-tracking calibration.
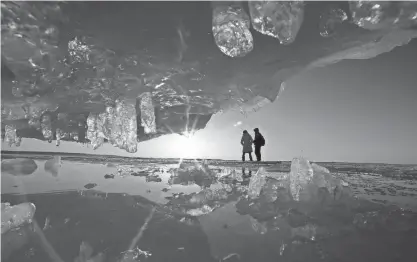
[1,150,415,166]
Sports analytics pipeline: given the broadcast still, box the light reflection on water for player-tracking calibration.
[2,159,202,204]
[1,154,417,262]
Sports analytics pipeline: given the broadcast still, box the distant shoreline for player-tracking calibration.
[0,150,278,165]
[1,150,415,166]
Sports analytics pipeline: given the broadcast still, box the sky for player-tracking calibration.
[3,39,416,164]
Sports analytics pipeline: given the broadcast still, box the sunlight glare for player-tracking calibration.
[172,131,205,159]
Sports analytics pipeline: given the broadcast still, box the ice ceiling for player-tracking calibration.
[1,1,417,153]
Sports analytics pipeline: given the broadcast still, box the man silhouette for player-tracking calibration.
[253,128,265,162]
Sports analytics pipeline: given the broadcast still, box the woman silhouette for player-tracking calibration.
[240,130,253,161]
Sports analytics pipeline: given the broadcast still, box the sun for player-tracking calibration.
[172,131,204,159]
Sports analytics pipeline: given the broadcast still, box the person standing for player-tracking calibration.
[240,130,253,161]
[253,128,265,162]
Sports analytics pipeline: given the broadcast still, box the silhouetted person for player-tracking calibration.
[240,130,253,161]
[253,128,265,162]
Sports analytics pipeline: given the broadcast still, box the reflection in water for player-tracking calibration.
[44,156,62,177]
[1,158,38,176]
[241,168,252,178]
[1,223,33,261]
[1,153,417,262]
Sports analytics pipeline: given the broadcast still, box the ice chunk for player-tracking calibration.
[212,4,253,57]
[248,167,267,199]
[311,162,349,201]
[4,125,21,147]
[86,100,138,152]
[341,180,349,187]
[86,113,105,149]
[279,242,286,256]
[139,92,156,134]
[262,178,283,203]
[349,1,417,31]
[68,37,92,64]
[218,168,242,182]
[119,248,151,262]
[111,100,137,153]
[311,163,330,174]
[1,202,36,234]
[311,163,331,189]
[86,114,99,147]
[43,216,51,230]
[27,107,47,130]
[1,1,65,89]
[218,167,234,179]
[190,188,228,204]
[40,113,53,141]
[289,157,313,201]
[186,205,214,216]
[319,7,348,37]
[248,1,305,45]
[55,128,65,146]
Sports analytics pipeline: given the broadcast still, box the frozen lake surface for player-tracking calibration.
[2,152,417,262]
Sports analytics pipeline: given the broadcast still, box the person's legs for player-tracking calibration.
[258,147,262,161]
[242,152,245,161]
[249,152,253,161]
[255,146,261,161]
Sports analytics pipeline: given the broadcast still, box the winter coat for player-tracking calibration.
[253,132,265,147]
[241,133,253,153]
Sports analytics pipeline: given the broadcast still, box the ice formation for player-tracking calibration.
[248,167,267,199]
[4,125,20,147]
[139,92,156,134]
[349,1,417,30]
[319,7,348,37]
[1,202,36,234]
[86,100,138,152]
[248,1,305,44]
[212,3,253,57]
[2,1,417,151]
[289,157,313,201]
